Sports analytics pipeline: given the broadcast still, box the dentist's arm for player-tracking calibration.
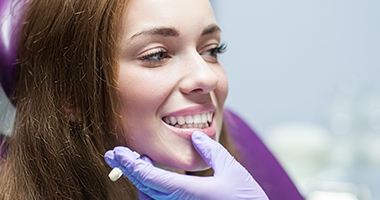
[104,131,268,200]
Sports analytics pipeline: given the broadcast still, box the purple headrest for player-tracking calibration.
[0,0,24,97]
[223,108,304,200]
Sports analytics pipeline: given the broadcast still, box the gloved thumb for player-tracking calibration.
[191,131,235,174]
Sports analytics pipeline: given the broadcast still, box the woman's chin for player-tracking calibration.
[184,159,211,172]
[154,155,210,173]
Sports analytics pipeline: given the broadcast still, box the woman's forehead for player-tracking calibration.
[120,0,216,39]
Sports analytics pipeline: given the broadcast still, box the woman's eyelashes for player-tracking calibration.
[201,43,227,62]
[139,48,170,64]
[206,43,227,56]
[138,43,227,65]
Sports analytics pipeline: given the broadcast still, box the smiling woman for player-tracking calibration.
[116,0,228,172]
[0,0,267,199]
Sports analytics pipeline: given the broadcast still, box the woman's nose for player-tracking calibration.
[179,53,218,95]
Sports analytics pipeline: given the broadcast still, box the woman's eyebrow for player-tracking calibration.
[201,24,221,36]
[124,24,221,44]
[128,27,180,41]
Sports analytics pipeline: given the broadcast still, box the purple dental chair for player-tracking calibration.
[224,108,305,200]
[0,1,304,199]
[0,0,22,98]
[0,0,18,161]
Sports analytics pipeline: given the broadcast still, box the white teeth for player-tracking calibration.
[201,113,207,123]
[207,113,212,122]
[170,116,176,125]
[193,114,201,124]
[164,117,170,124]
[177,116,185,125]
[163,112,213,129]
[185,115,193,124]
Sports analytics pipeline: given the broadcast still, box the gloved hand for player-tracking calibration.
[104,131,268,200]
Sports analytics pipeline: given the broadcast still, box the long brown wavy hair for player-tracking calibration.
[0,0,239,199]
[0,0,138,199]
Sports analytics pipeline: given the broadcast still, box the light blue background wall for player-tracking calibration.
[212,0,380,136]
[211,0,380,199]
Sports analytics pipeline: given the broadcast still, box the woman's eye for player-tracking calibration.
[139,48,170,64]
[201,43,227,62]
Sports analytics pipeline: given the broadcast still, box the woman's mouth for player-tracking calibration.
[162,112,213,129]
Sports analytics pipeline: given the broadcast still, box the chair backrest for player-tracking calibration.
[0,0,23,97]
[224,108,305,200]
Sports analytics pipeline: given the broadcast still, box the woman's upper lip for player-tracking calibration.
[162,104,216,117]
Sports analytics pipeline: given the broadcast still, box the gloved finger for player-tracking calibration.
[109,156,203,200]
[104,150,136,182]
[138,190,153,200]
[137,186,172,200]
[116,164,174,200]
[104,146,141,181]
[104,150,120,168]
[104,147,152,171]
[112,146,141,171]
[112,149,202,194]
[104,147,140,174]
[191,131,237,174]
[113,151,176,192]
[129,161,214,199]
[140,155,153,164]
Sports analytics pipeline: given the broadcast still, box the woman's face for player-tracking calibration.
[116,0,228,171]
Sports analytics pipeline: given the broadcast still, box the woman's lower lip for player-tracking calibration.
[162,121,216,139]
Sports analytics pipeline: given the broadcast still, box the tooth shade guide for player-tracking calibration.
[108,167,123,181]
[108,151,140,181]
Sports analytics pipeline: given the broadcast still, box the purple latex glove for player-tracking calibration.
[104,131,268,200]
